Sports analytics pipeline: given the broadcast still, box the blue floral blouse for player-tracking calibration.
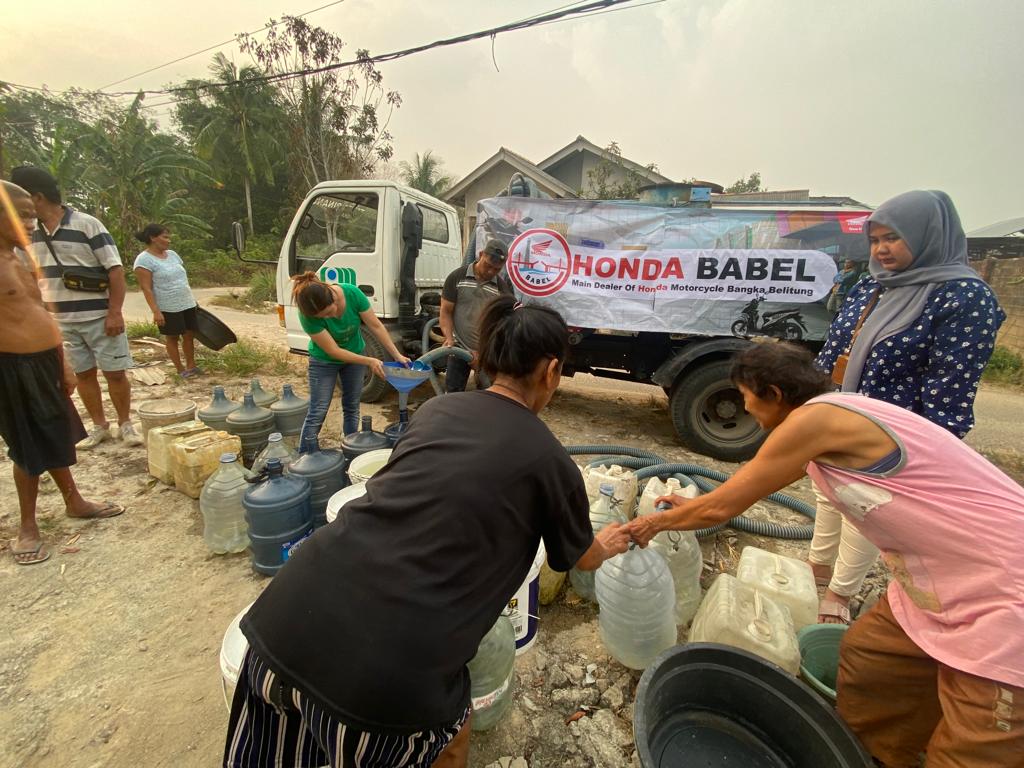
[816,277,1005,438]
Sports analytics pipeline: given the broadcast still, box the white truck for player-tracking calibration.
[235,180,869,461]
[234,180,463,402]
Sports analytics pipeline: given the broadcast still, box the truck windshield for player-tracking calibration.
[292,192,379,275]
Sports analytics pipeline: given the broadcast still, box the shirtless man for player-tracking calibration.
[0,181,122,565]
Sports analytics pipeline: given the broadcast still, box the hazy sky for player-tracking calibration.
[4,0,1022,230]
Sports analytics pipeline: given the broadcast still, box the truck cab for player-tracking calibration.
[271,180,462,399]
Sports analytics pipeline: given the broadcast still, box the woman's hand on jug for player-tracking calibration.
[596,522,631,557]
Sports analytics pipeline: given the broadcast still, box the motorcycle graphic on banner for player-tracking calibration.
[476,197,870,342]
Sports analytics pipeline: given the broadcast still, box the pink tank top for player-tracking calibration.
[805,393,1024,687]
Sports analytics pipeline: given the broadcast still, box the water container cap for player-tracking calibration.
[220,452,237,463]
[282,384,294,396]
[265,457,284,474]
[599,482,614,496]
[268,432,283,442]
[361,415,372,430]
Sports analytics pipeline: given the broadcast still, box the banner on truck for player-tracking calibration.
[476,198,871,341]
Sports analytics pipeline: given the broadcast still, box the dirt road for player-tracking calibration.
[0,290,1013,768]
[124,288,1024,453]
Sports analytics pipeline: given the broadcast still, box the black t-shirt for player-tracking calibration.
[242,391,592,733]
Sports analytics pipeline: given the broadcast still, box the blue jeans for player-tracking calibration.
[299,358,365,452]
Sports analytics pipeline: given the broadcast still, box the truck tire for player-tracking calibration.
[669,360,765,462]
[359,330,389,403]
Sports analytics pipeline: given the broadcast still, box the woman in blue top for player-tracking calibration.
[133,224,201,378]
[292,271,409,450]
[809,190,1005,623]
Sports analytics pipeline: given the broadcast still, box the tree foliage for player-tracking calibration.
[239,17,401,193]
[725,171,764,194]
[583,142,659,200]
[0,18,401,265]
[399,150,455,196]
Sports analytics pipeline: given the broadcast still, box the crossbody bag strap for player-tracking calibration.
[37,226,67,269]
[843,289,881,354]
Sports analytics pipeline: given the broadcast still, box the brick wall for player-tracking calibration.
[977,257,1024,355]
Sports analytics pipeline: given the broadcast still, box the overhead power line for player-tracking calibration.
[97,0,349,91]
[4,0,645,100]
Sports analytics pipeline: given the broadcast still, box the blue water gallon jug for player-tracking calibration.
[270,384,309,437]
[288,438,347,529]
[198,386,241,432]
[340,415,390,460]
[243,458,312,576]
[226,392,275,468]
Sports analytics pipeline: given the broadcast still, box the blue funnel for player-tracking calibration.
[383,361,432,393]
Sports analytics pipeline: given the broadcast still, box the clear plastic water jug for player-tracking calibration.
[736,546,818,631]
[287,438,347,529]
[340,415,390,460]
[688,573,801,675]
[225,393,275,467]
[248,379,278,408]
[200,453,250,554]
[570,483,627,602]
[467,614,516,731]
[269,384,309,437]
[198,386,241,432]
[252,433,298,475]
[596,544,677,670]
[638,480,704,626]
[243,458,313,576]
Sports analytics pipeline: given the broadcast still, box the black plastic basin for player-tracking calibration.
[194,307,237,351]
[634,643,872,768]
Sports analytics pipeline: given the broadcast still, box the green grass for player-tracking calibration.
[982,346,1024,388]
[127,320,160,339]
[195,339,292,378]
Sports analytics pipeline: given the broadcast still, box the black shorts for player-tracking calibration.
[0,348,87,476]
[159,306,199,336]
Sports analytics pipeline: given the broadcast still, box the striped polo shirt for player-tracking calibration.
[24,207,123,323]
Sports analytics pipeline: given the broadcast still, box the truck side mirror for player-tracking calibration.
[230,221,246,255]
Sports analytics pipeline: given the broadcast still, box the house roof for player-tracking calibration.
[441,147,578,207]
[537,135,672,185]
[712,189,869,208]
[967,216,1024,238]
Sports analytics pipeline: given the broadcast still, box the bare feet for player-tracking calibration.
[66,500,125,519]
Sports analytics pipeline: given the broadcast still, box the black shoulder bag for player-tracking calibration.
[38,228,111,293]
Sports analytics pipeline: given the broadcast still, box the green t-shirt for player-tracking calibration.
[298,283,372,363]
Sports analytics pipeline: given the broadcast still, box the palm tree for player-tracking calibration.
[399,150,455,197]
[186,53,281,235]
[82,95,214,253]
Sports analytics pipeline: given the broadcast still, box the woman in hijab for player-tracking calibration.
[810,190,1005,624]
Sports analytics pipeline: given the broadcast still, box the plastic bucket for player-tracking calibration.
[347,449,392,484]
[508,542,546,654]
[798,624,847,703]
[634,644,872,768]
[137,398,197,443]
[219,602,254,711]
[325,482,368,524]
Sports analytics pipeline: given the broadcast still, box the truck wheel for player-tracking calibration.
[359,331,389,403]
[669,360,764,462]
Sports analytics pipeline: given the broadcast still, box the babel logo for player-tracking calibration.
[508,228,572,297]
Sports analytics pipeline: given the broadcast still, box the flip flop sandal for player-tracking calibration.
[10,540,51,566]
[70,502,125,520]
[818,599,851,625]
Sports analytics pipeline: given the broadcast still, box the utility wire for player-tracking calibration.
[4,0,652,103]
[97,0,349,90]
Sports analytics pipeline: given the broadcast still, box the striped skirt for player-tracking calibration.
[224,649,470,768]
